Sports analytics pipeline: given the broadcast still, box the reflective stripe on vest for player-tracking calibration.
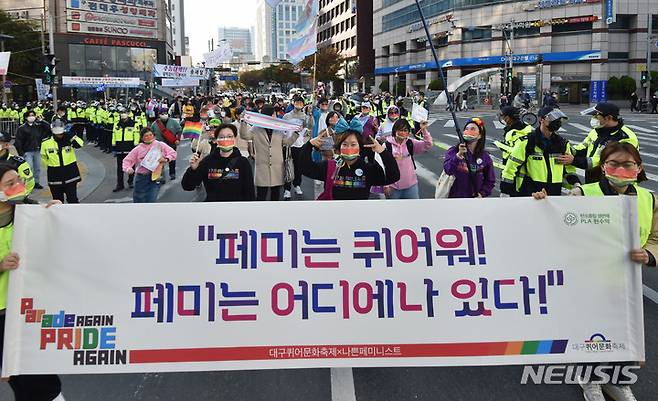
[581,182,653,246]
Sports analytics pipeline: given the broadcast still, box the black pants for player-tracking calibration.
[115,154,134,188]
[86,124,96,142]
[100,126,112,151]
[49,183,79,203]
[71,123,85,140]
[257,186,282,201]
[284,147,303,190]
[169,144,177,178]
[0,314,62,401]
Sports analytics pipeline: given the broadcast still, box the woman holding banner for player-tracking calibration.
[533,141,656,401]
[182,124,255,202]
[122,128,177,203]
[239,105,299,201]
[0,162,65,401]
[301,125,400,200]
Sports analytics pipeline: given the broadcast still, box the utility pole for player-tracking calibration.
[47,2,58,107]
[40,14,46,56]
[646,14,653,103]
[508,21,514,95]
[1,39,6,105]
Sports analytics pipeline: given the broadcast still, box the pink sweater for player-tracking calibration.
[122,140,177,175]
[385,129,433,190]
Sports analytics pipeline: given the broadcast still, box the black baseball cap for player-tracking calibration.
[582,102,620,118]
[0,132,10,142]
[500,106,520,118]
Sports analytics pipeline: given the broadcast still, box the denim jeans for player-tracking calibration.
[388,184,419,199]
[23,151,40,183]
[133,174,160,203]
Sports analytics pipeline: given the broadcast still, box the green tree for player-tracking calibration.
[608,76,620,98]
[239,69,264,90]
[427,79,444,91]
[0,11,44,85]
[650,71,658,94]
[298,47,342,83]
[379,80,389,92]
[619,75,636,98]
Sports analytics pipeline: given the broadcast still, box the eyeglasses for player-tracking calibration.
[604,160,638,169]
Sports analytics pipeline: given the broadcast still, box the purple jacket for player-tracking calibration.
[443,146,495,198]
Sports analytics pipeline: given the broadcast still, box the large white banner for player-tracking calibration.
[161,78,201,88]
[34,79,50,100]
[0,52,10,75]
[152,64,210,79]
[203,42,233,69]
[62,76,141,88]
[2,198,644,375]
[67,20,157,39]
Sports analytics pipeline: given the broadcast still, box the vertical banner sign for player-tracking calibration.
[590,80,600,103]
[287,0,318,64]
[2,198,644,375]
[0,52,11,75]
[600,80,608,102]
[605,0,615,24]
[35,79,51,101]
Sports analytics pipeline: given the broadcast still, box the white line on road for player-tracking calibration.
[415,160,441,184]
[493,120,505,129]
[644,285,658,305]
[567,122,591,132]
[626,124,657,134]
[331,368,357,401]
[443,120,455,128]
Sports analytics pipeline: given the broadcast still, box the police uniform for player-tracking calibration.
[494,108,534,164]
[112,117,140,190]
[40,132,84,203]
[0,152,35,194]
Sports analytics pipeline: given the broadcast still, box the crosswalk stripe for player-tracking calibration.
[626,124,657,134]
[568,122,591,132]
[653,126,658,129]
[493,120,505,129]
[444,120,455,128]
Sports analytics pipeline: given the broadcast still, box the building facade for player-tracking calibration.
[373,0,658,104]
[170,0,186,56]
[317,0,374,91]
[255,0,306,62]
[218,26,255,62]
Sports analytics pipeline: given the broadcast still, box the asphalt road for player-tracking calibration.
[2,109,658,401]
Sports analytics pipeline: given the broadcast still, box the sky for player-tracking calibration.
[184,0,258,63]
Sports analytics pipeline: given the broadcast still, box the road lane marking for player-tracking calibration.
[568,122,591,132]
[644,285,658,305]
[331,368,357,401]
[444,120,455,128]
[493,120,505,129]
[626,124,657,134]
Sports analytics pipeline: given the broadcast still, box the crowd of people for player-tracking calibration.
[0,86,651,401]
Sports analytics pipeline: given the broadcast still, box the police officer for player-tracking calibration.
[494,106,534,164]
[40,120,84,203]
[0,132,35,194]
[112,107,139,191]
[570,102,639,183]
[501,107,577,197]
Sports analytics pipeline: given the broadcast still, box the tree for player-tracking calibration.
[298,47,342,83]
[608,76,620,98]
[651,71,658,94]
[379,80,389,92]
[619,75,636,98]
[239,69,264,90]
[0,11,44,85]
[427,79,444,91]
[224,80,245,91]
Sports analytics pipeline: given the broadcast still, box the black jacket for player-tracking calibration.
[15,122,49,154]
[181,148,255,202]
[300,141,400,200]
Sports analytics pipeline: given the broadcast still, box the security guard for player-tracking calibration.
[0,132,35,194]
[572,102,639,183]
[494,106,534,164]
[85,101,98,144]
[68,101,87,141]
[501,107,577,197]
[103,105,119,153]
[112,107,139,191]
[40,119,84,203]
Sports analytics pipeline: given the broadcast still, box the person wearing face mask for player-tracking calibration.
[239,104,299,201]
[301,125,400,201]
[122,128,177,203]
[112,108,140,191]
[0,132,35,195]
[501,107,577,197]
[352,102,379,140]
[0,163,66,401]
[182,124,255,202]
[283,96,314,199]
[533,141,656,401]
[494,106,533,165]
[443,118,496,198]
[40,119,84,203]
[190,111,214,161]
[15,110,48,190]
[383,119,433,199]
[572,102,639,183]
[151,108,182,181]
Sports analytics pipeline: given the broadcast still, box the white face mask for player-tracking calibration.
[590,117,604,129]
[26,116,36,123]
[120,113,129,120]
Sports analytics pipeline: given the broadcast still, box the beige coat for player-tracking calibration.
[240,122,298,187]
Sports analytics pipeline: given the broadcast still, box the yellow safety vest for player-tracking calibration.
[0,223,12,310]
[40,136,83,167]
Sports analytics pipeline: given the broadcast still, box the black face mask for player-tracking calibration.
[548,120,562,132]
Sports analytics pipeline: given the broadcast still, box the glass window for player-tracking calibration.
[116,47,131,72]
[101,46,116,72]
[69,44,86,76]
[462,27,492,42]
[513,27,540,37]
[653,15,658,33]
[608,52,629,60]
[130,48,145,72]
[144,49,157,70]
[552,22,592,33]
[609,15,632,30]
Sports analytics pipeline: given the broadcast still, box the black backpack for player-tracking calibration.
[386,140,416,170]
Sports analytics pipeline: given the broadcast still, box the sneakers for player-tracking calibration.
[294,186,303,195]
[602,384,637,401]
[283,190,291,200]
[112,186,124,193]
[580,383,605,401]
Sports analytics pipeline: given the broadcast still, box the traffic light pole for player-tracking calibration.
[48,6,58,106]
[646,14,653,103]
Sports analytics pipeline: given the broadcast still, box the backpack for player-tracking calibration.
[317,159,339,200]
[386,140,416,170]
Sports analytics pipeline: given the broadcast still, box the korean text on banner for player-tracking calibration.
[203,43,232,68]
[0,52,10,76]
[2,197,644,375]
[411,103,429,123]
[152,64,210,79]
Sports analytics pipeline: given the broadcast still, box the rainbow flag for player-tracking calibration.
[182,121,203,139]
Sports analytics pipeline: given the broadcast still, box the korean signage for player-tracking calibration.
[35,79,51,100]
[160,78,201,87]
[538,0,600,9]
[605,0,615,24]
[67,0,157,19]
[67,21,157,39]
[66,10,157,29]
[494,16,599,30]
[152,64,211,79]
[61,76,141,88]
[407,14,453,33]
[2,198,644,375]
[590,80,608,103]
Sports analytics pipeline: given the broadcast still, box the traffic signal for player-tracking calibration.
[144,81,150,89]
[507,68,513,82]
[41,54,57,85]
[641,71,649,86]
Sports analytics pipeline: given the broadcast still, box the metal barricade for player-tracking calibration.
[0,119,20,138]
